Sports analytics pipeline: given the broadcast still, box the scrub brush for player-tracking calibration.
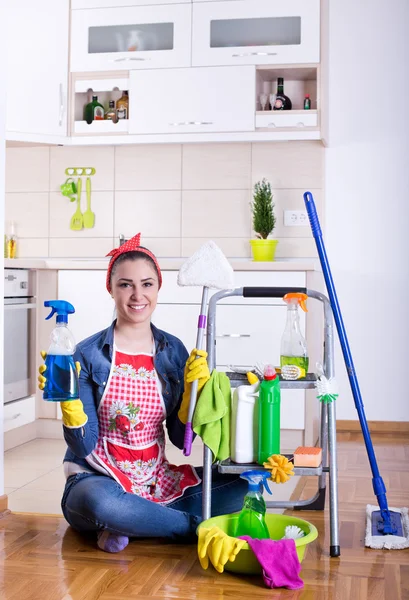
[315,363,339,404]
[281,365,306,380]
[282,525,305,540]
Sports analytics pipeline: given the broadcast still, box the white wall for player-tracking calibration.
[0,9,5,494]
[326,0,409,420]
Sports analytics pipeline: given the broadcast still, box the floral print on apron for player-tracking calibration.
[87,347,200,504]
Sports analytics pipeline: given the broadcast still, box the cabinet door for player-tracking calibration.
[71,4,192,72]
[72,0,190,6]
[129,66,255,134]
[6,0,69,138]
[57,271,116,344]
[192,0,320,67]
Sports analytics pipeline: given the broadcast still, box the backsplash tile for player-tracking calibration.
[182,190,251,238]
[49,237,114,258]
[6,142,323,259]
[5,193,49,238]
[6,147,50,193]
[16,238,49,259]
[115,145,182,191]
[182,143,251,190]
[252,142,324,189]
[115,191,182,238]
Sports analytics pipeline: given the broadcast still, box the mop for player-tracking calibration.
[304,191,409,550]
[177,241,235,456]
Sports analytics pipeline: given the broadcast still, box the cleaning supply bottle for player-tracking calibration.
[230,381,259,464]
[257,365,281,463]
[43,300,79,402]
[280,292,309,378]
[235,470,272,539]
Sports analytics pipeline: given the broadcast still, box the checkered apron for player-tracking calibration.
[87,347,200,504]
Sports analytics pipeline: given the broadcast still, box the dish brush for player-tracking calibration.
[281,365,306,380]
[282,525,305,540]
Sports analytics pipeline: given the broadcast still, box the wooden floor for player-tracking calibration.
[1,432,408,600]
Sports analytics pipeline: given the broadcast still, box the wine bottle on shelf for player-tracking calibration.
[273,78,292,111]
[304,94,311,110]
[116,91,129,120]
[84,95,104,124]
[105,100,117,122]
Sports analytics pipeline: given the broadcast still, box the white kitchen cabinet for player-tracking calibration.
[71,4,192,72]
[73,0,190,6]
[57,271,115,344]
[129,66,255,134]
[6,0,69,139]
[4,396,36,433]
[192,0,320,67]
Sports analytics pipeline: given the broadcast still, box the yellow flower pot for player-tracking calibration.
[250,239,278,261]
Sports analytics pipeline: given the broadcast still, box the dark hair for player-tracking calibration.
[110,249,160,287]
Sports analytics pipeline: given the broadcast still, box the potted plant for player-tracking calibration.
[250,178,278,261]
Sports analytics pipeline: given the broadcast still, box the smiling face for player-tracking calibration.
[111,257,159,326]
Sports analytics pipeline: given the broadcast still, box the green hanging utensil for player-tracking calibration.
[83,176,95,229]
[70,177,83,231]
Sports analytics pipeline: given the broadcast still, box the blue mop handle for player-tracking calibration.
[303,192,392,527]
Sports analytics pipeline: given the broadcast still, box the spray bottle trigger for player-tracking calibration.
[263,473,272,495]
[45,307,57,320]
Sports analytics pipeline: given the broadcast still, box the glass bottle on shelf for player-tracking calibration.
[304,94,311,110]
[105,100,117,122]
[6,221,17,259]
[84,95,104,124]
[116,91,129,120]
[273,78,292,111]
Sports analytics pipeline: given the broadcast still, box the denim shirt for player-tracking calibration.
[63,320,189,470]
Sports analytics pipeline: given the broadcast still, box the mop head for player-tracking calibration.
[178,240,235,290]
[365,505,409,549]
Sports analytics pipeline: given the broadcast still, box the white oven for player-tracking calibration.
[3,269,36,405]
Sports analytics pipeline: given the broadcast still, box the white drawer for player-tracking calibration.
[159,270,306,305]
[4,396,36,433]
[256,111,318,129]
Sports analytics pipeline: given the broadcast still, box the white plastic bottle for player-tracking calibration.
[230,381,259,463]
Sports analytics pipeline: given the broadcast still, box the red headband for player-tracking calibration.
[106,233,162,293]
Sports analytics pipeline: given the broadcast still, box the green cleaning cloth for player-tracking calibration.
[193,370,231,463]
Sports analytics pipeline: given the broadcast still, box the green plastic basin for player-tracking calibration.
[197,513,318,574]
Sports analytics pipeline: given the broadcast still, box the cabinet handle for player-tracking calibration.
[5,413,21,421]
[58,83,64,127]
[296,122,305,127]
[216,334,251,338]
[111,57,150,62]
[169,121,214,126]
[267,122,277,128]
[232,51,278,57]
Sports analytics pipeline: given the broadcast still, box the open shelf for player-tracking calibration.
[255,64,320,130]
[72,76,130,136]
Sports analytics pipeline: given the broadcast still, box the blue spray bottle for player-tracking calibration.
[235,470,272,539]
[43,300,79,402]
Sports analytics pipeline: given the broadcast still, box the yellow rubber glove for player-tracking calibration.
[198,526,246,573]
[178,348,211,424]
[38,351,88,428]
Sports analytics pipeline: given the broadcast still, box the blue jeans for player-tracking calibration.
[61,467,247,542]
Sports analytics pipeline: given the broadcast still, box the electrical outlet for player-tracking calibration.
[284,210,309,227]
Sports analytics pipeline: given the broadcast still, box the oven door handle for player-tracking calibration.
[4,303,37,310]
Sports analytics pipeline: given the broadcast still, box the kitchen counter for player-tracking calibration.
[5,258,319,271]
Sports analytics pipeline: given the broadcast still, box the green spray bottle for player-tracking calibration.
[235,470,272,539]
[257,364,281,464]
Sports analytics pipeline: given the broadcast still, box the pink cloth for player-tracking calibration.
[239,537,304,590]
